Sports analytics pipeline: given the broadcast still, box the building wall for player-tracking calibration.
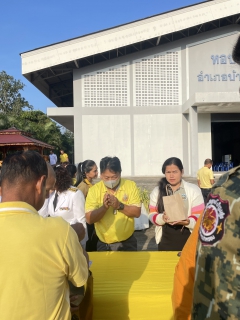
[82,114,132,176]
[188,32,240,100]
[198,113,212,168]
[73,26,240,176]
[133,114,183,176]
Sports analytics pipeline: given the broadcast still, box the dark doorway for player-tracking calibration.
[211,122,240,166]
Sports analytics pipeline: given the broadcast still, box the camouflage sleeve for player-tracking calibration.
[192,167,240,319]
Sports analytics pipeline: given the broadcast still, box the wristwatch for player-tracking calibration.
[118,202,124,211]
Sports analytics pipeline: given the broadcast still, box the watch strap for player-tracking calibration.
[118,202,124,211]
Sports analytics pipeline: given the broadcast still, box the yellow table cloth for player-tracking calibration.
[89,252,179,320]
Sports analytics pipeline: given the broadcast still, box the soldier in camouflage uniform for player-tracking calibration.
[172,166,240,320]
[172,36,240,320]
[192,166,240,319]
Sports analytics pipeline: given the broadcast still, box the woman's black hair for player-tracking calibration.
[157,157,184,213]
[66,164,77,178]
[75,160,96,186]
[54,166,72,192]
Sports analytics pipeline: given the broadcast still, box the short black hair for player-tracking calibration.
[204,159,213,165]
[0,151,48,185]
[100,156,122,174]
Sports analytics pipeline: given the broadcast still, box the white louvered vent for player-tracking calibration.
[133,51,180,106]
[82,63,129,107]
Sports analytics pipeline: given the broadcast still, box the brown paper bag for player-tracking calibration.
[163,192,187,222]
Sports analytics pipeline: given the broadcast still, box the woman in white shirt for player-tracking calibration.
[47,166,88,248]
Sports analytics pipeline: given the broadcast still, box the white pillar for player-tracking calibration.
[73,70,83,164]
[189,106,199,177]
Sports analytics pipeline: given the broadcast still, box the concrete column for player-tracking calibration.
[74,112,82,163]
[73,70,83,164]
[182,114,189,175]
[189,106,199,177]
[129,60,134,176]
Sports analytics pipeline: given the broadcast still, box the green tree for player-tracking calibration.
[60,129,74,163]
[0,71,74,162]
[0,113,15,129]
[0,110,74,161]
[0,71,33,116]
[18,110,63,148]
[19,111,74,160]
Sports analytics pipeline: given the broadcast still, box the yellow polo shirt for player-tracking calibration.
[60,153,68,163]
[197,166,214,189]
[0,201,88,320]
[85,179,141,243]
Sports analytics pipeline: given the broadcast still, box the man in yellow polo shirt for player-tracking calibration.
[60,149,69,164]
[0,151,88,320]
[85,156,141,251]
[197,158,215,204]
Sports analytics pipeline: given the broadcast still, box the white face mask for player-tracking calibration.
[103,177,120,189]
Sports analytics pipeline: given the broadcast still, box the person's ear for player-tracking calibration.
[36,175,47,195]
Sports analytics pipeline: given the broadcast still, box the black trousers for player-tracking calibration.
[158,224,190,251]
[85,223,98,252]
[97,234,137,251]
[201,188,211,205]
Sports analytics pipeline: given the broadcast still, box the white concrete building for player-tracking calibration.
[21,0,240,176]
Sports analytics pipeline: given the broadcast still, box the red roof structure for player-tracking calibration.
[0,127,54,160]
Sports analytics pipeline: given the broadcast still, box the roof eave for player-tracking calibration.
[21,0,239,74]
[20,0,211,56]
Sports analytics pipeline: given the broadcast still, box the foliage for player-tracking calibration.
[138,187,150,212]
[0,110,74,160]
[0,71,74,161]
[0,71,32,116]
[17,111,63,148]
[60,128,74,162]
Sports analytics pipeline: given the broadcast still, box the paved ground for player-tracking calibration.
[135,223,158,251]
[130,174,222,251]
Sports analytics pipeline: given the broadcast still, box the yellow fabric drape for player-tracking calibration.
[89,252,179,320]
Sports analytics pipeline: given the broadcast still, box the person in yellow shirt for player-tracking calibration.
[0,151,88,320]
[197,158,215,204]
[85,156,141,251]
[60,149,69,163]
